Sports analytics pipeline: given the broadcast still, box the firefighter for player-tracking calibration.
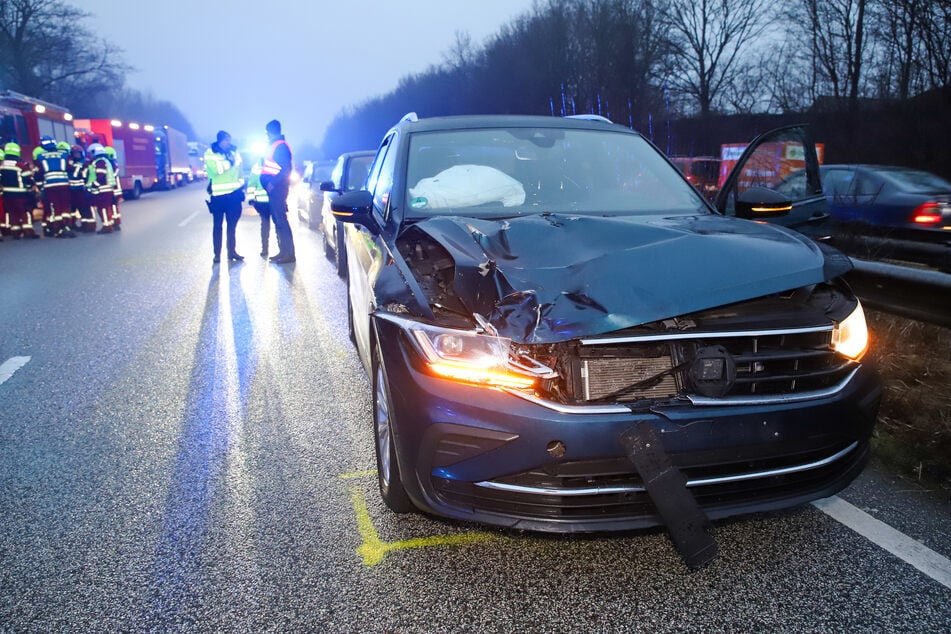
[0,142,39,239]
[104,146,122,231]
[85,143,116,234]
[35,136,75,238]
[32,145,53,236]
[246,158,274,258]
[259,120,295,264]
[55,141,79,232]
[203,130,244,263]
[68,145,95,233]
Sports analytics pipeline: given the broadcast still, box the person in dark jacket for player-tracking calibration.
[259,119,295,264]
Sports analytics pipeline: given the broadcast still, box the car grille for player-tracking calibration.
[573,327,855,403]
[432,441,864,522]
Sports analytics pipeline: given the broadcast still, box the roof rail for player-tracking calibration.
[565,114,613,124]
[400,112,419,123]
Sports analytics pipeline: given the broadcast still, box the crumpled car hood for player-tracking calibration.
[408,213,844,343]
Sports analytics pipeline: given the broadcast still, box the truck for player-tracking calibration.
[718,140,825,191]
[154,125,192,188]
[187,141,208,180]
[0,90,75,158]
[73,118,158,199]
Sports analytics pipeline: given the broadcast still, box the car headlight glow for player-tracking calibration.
[407,322,538,390]
[832,300,869,360]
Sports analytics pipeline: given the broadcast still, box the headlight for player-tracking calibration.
[400,319,538,389]
[832,300,869,360]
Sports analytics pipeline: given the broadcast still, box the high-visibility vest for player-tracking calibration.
[86,157,116,194]
[261,139,291,177]
[68,159,87,188]
[246,161,269,203]
[38,149,70,188]
[204,147,243,196]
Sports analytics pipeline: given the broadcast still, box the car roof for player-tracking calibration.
[339,150,376,159]
[390,114,635,135]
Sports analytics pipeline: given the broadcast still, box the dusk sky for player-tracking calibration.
[82,0,538,148]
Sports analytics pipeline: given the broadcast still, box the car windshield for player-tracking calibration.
[404,127,706,217]
[876,168,951,193]
[347,155,373,190]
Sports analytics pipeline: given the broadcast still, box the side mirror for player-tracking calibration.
[735,187,793,220]
[331,190,377,231]
[319,180,340,193]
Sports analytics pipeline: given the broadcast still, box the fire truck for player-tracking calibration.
[73,118,163,199]
[0,90,75,157]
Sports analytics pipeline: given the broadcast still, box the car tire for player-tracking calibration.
[323,227,335,261]
[129,182,142,200]
[335,224,348,280]
[372,337,414,513]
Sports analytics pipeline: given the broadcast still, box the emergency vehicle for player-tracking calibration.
[0,90,75,157]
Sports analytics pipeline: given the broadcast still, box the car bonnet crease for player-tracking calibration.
[407,213,840,343]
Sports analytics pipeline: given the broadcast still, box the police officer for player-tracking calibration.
[85,143,117,234]
[203,130,244,264]
[1,142,39,239]
[259,120,295,264]
[246,158,275,258]
[67,145,94,233]
[35,136,75,238]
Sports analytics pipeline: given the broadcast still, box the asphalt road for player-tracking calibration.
[1,187,949,633]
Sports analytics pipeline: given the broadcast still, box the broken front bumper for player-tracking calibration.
[376,321,882,533]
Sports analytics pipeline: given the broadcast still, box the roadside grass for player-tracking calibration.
[866,310,951,490]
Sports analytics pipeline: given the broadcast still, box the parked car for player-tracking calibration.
[331,114,880,553]
[292,160,334,230]
[318,150,375,277]
[774,164,951,271]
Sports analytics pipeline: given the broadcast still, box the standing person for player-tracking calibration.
[32,145,53,236]
[85,143,116,234]
[68,145,95,233]
[259,120,295,264]
[246,158,274,258]
[203,130,244,264]
[0,142,39,239]
[55,142,79,233]
[104,146,122,231]
[35,137,75,238]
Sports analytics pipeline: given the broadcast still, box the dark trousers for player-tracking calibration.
[254,201,273,254]
[71,187,95,232]
[269,183,295,258]
[210,190,243,257]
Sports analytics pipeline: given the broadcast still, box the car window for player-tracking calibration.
[876,168,951,193]
[854,172,883,197]
[365,135,393,197]
[774,170,807,198]
[345,155,374,191]
[330,159,344,189]
[373,136,399,213]
[822,169,856,196]
[404,128,705,217]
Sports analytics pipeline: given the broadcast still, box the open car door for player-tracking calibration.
[715,125,830,241]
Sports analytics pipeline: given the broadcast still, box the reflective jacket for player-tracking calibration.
[36,148,70,188]
[260,136,292,188]
[68,158,87,189]
[0,158,35,194]
[204,144,243,197]
[246,160,269,204]
[86,156,116,195]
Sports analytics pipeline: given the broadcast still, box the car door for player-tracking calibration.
[347,134,397,370]
[715,125,830,240]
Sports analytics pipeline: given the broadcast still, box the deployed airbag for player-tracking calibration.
[409,165,526,209]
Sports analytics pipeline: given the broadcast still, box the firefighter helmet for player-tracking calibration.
[87,143,106,157]
[57,141,70,151]
[4,142,21,157]
[33,146,44,161]
[40,135,56,150]
[104,146,117,158]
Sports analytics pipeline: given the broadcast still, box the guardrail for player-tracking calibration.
[846,258,951,328]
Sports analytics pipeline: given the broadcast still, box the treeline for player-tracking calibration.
[0,0,195,138]
[320,0,951,160]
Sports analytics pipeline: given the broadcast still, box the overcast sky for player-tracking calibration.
[81,0,538,148]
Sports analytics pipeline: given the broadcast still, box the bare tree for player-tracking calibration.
[0,0,128,108]
[660,0,773,116]
[920,0,951,90]
[801,0,872,109]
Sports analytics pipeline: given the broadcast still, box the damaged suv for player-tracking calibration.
[332,114,881,556]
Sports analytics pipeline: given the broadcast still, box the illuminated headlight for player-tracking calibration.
[832,300,869,360]
[403,320,538,389]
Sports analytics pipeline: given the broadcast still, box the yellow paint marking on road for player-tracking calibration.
[338,469,378,480]
[349,485,496,567]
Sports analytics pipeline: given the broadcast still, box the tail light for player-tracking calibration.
[911,202,942,224]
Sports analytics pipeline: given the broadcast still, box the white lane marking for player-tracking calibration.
[0,356,31,386]
[813,495,951,590]
[178,210,202,227]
